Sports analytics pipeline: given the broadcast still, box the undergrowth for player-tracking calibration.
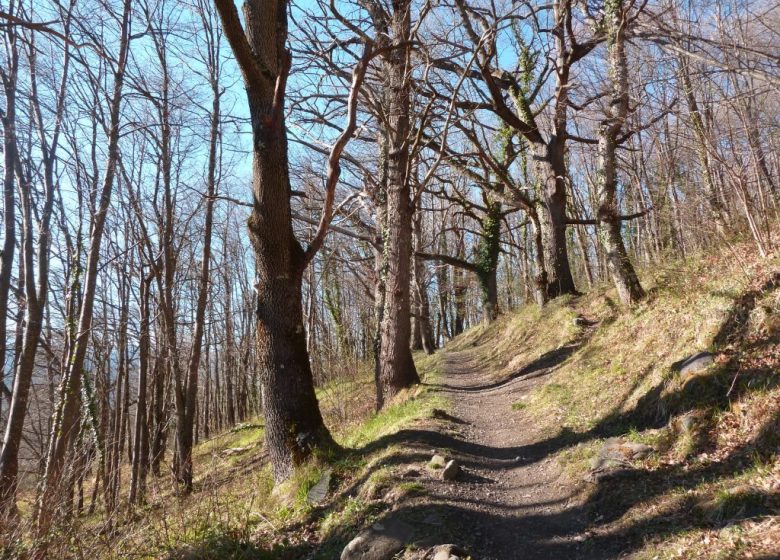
[12,243,778,560]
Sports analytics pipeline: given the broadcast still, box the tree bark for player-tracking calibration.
[677,55,728,236]
[475,201,502,322]
[412,212,435,353]
[533,140,577,298]
[375,0,420,408]
[0,15,69,516]
[0,21,18,423]
[214,0,335,481]
[596,0,645,306]
[174,36,220,492]
[129,272,151,504]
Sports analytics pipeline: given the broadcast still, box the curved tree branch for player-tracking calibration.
[300,41,374,270]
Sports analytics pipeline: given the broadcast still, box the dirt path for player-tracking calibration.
[393,343,625,559]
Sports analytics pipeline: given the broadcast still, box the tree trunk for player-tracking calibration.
[174,54,219,493]
[0,26,18,422]
[596,0,645,306]
[215,0,334,482]
[412,210,435,353]
[534,141,577,298]
[129,273,150,505]
[150,354,166,476]
[376,0,420,408]
[36,0,131,534]
[677,55,728,236]
[0,175,51,517]
[0,22,65,515]
[476,201,502,323]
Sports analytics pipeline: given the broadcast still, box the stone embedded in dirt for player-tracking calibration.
[306,468,332,505]
[384,487,405,503]
[430,544,467,560]
[340,518,415,560]
[621,441,654,459]
[677,412,700,434]
[428,454,447,469]
[585,463,636,483]
[441,460,461,481]
[221,445,251,456]
[587,438,655,481]
[588,455,626,471]
[678,351,715,379]
[600,438,654,461]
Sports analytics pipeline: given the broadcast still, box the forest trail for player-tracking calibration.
[397,335,624,559]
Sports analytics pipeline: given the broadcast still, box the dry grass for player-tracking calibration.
[7,242,778,559]
[488,242,780,559]
[0,351,446,559]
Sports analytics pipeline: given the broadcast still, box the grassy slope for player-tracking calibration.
[13,243,778,559]
[449,242,780,559]
[15,353,445,559]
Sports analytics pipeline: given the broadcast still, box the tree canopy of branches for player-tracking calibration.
[0,0,777,541]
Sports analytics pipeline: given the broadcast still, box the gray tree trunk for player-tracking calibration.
[595,0,645,306]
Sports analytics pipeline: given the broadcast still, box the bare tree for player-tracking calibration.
[593,0,645,305]
[0,0,73,517]
[36,0,132,534]
[213,0,372,480]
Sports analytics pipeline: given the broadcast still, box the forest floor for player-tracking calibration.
[20,243,778,560]
[330,243,780,560]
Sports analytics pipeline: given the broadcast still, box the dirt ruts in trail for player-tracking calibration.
[380,340,629,560]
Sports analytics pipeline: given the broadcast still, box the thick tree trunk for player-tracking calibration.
[476,201,502,323]
[527,212,549,307]
[215,0,334,481]
[452,270,467,336]
[534,141,577,298]
[376,0,419,408]
[478,269,498,323]
[372,129,388,394]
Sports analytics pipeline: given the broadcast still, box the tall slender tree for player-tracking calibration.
[0,5,73,516]
[35,0,132,534]
[595,0,646,305]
